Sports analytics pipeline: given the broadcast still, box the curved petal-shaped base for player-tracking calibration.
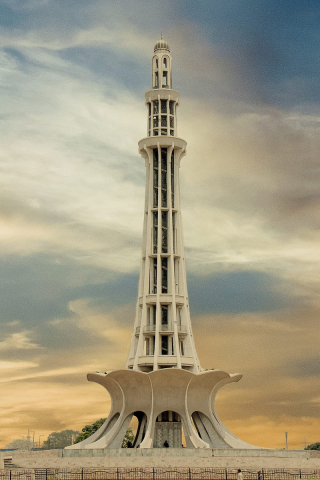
[66,369,259,450]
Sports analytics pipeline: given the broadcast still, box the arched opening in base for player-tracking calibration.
[154,410,184,448]
[122,411,147,448]
[191,411,229,448]
[192,411,211,446]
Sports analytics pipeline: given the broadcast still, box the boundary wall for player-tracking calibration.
[1,449,320,469]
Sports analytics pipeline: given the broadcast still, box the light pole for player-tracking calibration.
[301,437,307,449]
[29,430,35,449]
[285,432,288,449]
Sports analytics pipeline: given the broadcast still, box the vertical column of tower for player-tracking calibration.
[126,39,201,374]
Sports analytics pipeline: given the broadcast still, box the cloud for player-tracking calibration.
[0,361,38,370]
[0,44,146,271]
[188,270,293,315]
[0,365,97,385]
[0,331,41,351]
[67,297,132,366]
[0,295,132,444]
[0,254,138,330]
[0,0,163,63]
[0,380,112,436]
[287,356,320,379]
[177,103,320,292]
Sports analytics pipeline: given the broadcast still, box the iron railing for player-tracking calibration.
[0,468,320,480]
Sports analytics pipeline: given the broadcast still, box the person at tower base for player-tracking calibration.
[163,440,169,448]
[237,469,243,480]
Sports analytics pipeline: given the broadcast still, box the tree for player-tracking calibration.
[305,442,320,450]
[74,418,135,448]
[6,439,33,451]
[121,428,135,448]
[42,429,80,449]
[74,418,106,444]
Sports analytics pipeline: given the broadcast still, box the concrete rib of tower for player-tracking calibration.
[66,39,259,451]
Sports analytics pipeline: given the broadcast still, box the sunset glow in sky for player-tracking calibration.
[0,0,320,450]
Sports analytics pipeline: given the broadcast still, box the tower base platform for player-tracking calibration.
[66,369,257,450]
[2,448,320,470]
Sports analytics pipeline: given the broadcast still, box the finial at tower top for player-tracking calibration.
[154,38,170,52]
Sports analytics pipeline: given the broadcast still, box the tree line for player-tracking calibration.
[6,418,134,450]
[6,422,320,451]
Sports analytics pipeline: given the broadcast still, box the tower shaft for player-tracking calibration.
[126,41,201,373]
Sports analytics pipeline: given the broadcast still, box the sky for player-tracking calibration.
[0,0,319,450]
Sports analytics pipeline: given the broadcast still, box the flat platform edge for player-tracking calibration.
[1,448,319,470]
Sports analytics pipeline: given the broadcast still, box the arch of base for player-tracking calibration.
[125,411,148,448]
[191,411,230,448]
[132,411,147,447]
[187,371,259,449]
[139,369,209,449]
[74,370,152,450]
[153,410,182,448]
[66,372,124,450]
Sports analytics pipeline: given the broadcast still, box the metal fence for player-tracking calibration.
[0,469,320,480]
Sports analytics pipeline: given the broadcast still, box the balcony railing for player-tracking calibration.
[144,324,156,332]
[142,324,187,334]
[178,325,187,334]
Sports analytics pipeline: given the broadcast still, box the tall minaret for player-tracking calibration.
[126,39,201,373]
[67,39,256,451]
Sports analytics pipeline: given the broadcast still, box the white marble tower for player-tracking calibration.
[125,38,201,374]
[66,39,257,451]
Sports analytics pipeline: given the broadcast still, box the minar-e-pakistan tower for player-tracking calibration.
[67,38,255,451]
